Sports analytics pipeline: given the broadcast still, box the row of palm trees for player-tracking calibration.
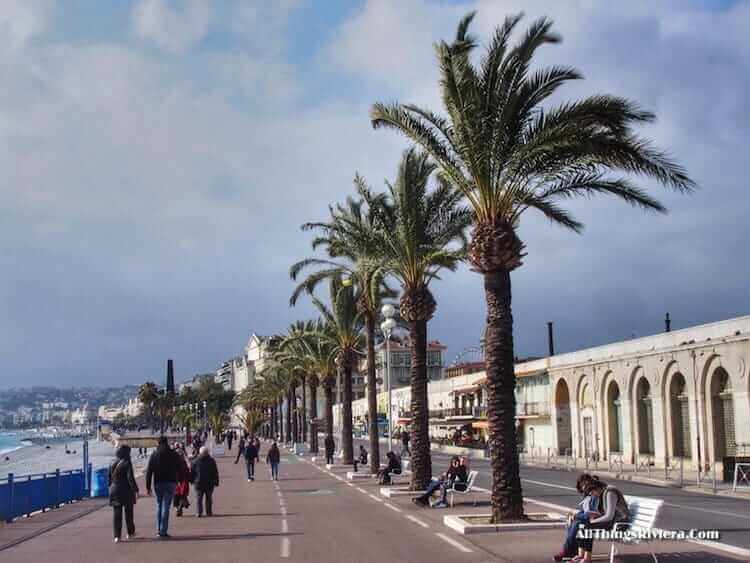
[239,12,695,523]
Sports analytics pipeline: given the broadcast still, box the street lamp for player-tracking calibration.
[202,400,207,434]
[381,304,397,453]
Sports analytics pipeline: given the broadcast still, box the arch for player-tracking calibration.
[709,367,736,461]
[635,377,655,455]
[576,375,595,458]
[555,379,573,455]
[605,378,623,454]
[668,372,691,458]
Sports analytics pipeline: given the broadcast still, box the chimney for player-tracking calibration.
[665,312,671,333]
[166,359,175,396]
[547,321,555,357]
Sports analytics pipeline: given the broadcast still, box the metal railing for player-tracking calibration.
[608,452,624,473]
[732,463,750,491]
[635,454,655,478]
[664,457,685,486]
[696,462,718,493]
[0,467,91,523]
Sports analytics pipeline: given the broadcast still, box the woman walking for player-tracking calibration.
[173,443,191,517]
[108,445,138,543]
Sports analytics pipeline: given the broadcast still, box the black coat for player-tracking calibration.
[109,457,138,507]
[266,446,280,464]
[146,446,183,489]
[244,443,259,462]
[324,437,335,455]
[190,455,219,491]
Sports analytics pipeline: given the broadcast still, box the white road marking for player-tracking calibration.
[525,497,569,512]
[522,478,576,492]
[368,494,384,503]
[384,503,402,513]
[435,532,473,553]
[356,487,367,493]
[280,507,288,516]
[689,539,750,559]
[281,519,288,533]
[406,515,429,528]
[346,482,354,487]
[280,537,290,558]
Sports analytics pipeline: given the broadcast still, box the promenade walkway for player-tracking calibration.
[1,442,747,562]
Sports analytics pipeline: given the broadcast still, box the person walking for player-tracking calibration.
[401,429,411,458]
[243,438,259,481]
[173,443,191,517]
[109,445,138,543]
[234,435,246,464]
[324,435,335,465]
[227,431,234,451]
[190,446,219,517]
[266,441,281,481]
[146,436,184,538]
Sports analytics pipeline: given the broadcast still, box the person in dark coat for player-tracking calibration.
[242,439,259,481]
[377,451,402,485]
[173,443,191,517]
[266,441,281,480]
[190,446,219,517]
[109,445,138,543]
[324,435,335,465]
[234,436,246,464]
[146,436,184,538]
[227,431,234,451]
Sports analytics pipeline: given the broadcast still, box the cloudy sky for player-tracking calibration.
[1,0,748,389]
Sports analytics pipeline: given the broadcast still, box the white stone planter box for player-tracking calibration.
[346,472,377,480]
[443,513,566,535]
[379,486,425,498]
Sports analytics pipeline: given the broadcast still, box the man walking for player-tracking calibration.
[227,431,234,451]
[324,435,335,465]
[401,429,411,458]
[145,437,183,538]
[243,438,259,481]
[190,446,219,517]
[266,441,281,481]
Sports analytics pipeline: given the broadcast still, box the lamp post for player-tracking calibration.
[202,400,207,435]
[381,304,397,453]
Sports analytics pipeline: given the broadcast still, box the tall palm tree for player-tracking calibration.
[291,184,393,472]
[371,13,695,521]
[310,278,364,464]
[138,382,159,431]
[302,320,338,453]
[374,148,471,490]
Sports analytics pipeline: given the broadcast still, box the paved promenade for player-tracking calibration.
[1,442,748,562]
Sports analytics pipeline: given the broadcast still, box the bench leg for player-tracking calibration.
[609,542,615,563]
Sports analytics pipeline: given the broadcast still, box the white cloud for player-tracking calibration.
[0,0,52,52]
[131,0,211,54]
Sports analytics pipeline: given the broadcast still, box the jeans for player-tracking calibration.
[112,503,135,539]
[564,512,589,554]
[325,453,334,464]
[417,479,442,502]
[577,519,614,552]
[245,460,255,479]
[270,462,279,480]
[154,481,176,536]
[196,487,214,516]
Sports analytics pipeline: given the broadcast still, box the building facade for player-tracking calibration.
[358,339,447,396]
[340,315,750,473]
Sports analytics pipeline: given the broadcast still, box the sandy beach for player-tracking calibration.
[0,439,127,477]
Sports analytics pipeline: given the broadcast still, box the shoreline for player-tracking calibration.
[0,438,117,478]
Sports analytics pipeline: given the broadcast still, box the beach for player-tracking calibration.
[0,438,120,477]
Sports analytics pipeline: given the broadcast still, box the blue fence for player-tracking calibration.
[0,465,92,523]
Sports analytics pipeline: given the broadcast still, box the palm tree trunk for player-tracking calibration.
[365,312,380,473]
[409,318,432,490]
[285,391,293,444]
[301,375,307,444]
[309,378,318,453]
[324,379,334,441]
[342,363,354,464]
[484,269,524,522]
[278,398,284,441]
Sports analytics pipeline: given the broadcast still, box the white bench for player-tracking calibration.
[604,495,663,563]
[447,470,479,507]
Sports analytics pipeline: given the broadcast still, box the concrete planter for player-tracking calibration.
[379,486,425,498]
[443,513,566,535]
[346,472,377,480]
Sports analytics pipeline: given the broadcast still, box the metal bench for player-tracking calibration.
[605,495,663,563]
[447,470,479,507]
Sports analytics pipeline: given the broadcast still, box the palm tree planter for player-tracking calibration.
[371,13,694,521]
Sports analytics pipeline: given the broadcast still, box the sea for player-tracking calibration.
[0,433,32,456]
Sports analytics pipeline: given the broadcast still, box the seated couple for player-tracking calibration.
[378,451,402,484]
[412,456,468,508]
[554,474,631,562]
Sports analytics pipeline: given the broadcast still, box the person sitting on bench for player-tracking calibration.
[554,473,600,561]
[353,446,368,472]
[573,477,630,562]
[412,456,467,508]
[378,451,402,484]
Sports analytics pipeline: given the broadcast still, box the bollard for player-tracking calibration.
[6,473,14,523]
[679,457,684,487]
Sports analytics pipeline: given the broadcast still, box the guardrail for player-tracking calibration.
[733,462,750,491]
[0,466,91,523]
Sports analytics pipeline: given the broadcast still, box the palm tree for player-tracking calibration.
[371,13,695,521]
[291,184,393,472]
[374,148,471,489]
[277,320,318,445]
[302,320,338,453]
[309,278,364,464]
[138,382,159,431]
[238,409,265,437]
